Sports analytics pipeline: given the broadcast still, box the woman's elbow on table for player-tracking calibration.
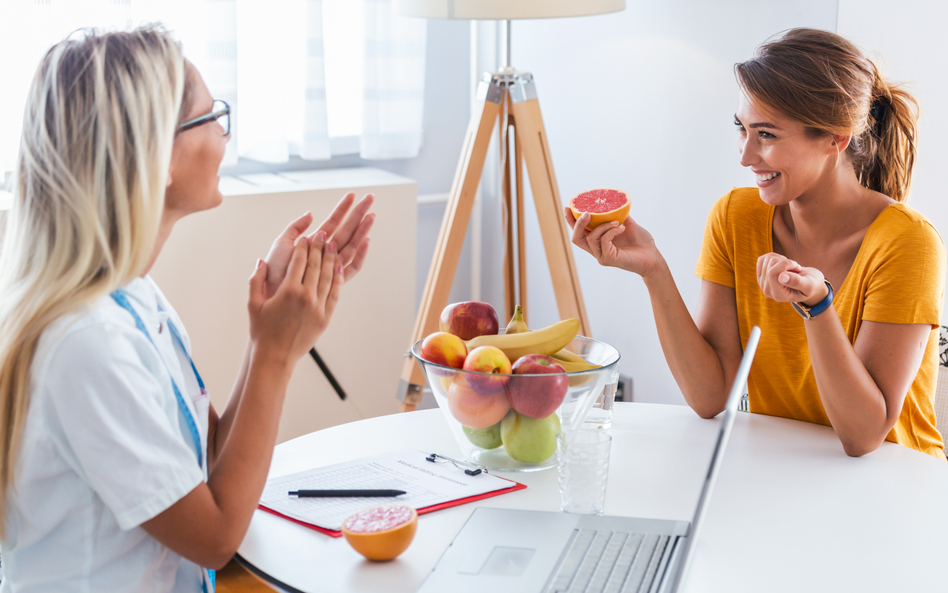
[838,434,885,458]
[201,540,242,572]
[140,486,251,571]
[687,396,727,420]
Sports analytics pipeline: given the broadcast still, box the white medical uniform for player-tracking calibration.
[0,276,211,592]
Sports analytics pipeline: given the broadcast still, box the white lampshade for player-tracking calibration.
[393,0,625,20]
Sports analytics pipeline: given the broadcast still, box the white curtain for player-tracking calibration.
[361,0,427,159]
[193,0,240,167]
[0,0,427,176]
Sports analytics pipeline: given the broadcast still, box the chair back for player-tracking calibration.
[934,326,948,445]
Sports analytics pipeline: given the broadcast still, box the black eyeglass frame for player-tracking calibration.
[178,99,230,135]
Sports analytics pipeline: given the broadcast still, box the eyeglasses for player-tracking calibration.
[178,99,230,136]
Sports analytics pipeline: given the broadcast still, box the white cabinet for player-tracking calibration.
[150,168,417,443]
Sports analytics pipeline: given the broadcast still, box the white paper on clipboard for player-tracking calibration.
[259,449,516,531]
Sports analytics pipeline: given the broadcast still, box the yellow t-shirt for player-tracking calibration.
[695,187,946,459]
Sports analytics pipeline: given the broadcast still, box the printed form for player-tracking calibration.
[259,449,516,531]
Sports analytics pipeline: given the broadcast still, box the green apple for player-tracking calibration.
[500,410,561,463]
[463,422,503,449]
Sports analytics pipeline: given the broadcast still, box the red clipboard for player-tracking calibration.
[258,477,526,538]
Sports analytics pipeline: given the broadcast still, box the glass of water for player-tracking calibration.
[557,429,613,515]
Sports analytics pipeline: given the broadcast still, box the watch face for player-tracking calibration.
[791,301,812,320]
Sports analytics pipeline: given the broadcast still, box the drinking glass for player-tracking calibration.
[557,429,612,515]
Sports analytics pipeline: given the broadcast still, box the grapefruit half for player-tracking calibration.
[342,504,418,561]
[568,188,630,231]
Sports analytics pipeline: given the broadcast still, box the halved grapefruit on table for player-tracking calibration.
[341,504,418,561]
[568,188,630,231]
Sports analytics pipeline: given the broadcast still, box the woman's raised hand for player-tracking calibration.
[248,233,343,362]
[263,193,375,298]
[756,253,828,306]
[564,207,662,278]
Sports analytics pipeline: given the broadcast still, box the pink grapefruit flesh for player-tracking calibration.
[568,188,630,231]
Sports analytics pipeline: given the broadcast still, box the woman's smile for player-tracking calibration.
[754,170,781,187]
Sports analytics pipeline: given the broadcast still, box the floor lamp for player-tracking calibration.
[394,0,626,412]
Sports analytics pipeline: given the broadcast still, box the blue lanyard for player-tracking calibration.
[110,290,204,467]
[110,289,215,592]
[162,309,206,393]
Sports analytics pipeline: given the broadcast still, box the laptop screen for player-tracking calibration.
[663,325,761,592]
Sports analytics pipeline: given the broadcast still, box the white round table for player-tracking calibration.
[236,402,948,592]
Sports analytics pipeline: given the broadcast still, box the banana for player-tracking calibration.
[505,305,529,334]
[549,349,600,387]
[550,348,588,365]
[467,318,581,362]
[550,357,601,373]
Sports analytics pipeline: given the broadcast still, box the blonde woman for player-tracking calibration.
[0,27,374,591]
[568,28,945,460]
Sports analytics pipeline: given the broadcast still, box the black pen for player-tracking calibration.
[288,489,407,498]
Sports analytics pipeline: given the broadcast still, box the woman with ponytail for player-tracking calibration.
[0,27,374,591]
[568,28,946,460]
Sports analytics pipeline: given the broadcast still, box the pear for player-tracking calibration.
[505,305,529,334]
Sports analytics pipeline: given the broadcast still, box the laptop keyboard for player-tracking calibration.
[544,529,671,593]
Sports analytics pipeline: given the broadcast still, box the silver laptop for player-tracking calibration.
[417,326,761,593]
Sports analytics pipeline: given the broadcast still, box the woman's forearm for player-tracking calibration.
[804,311,892,456]
[204,344,293,551]
[210,341,254,463]
[643,259,734,418]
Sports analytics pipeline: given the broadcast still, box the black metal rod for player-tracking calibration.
[309,347,347,401]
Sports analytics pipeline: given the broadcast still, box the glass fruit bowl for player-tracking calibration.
[410,335,620,472]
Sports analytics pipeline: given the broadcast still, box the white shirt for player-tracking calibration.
[1,277,211,592]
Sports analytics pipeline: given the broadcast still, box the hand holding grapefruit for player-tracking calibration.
[568,188,630,231]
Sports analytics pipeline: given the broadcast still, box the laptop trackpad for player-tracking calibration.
[461,546,536,576]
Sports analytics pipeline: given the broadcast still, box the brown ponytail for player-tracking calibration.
[735,28,919,202]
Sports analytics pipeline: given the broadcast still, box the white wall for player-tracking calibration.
[470,1,839,404]
[838,0,948,316]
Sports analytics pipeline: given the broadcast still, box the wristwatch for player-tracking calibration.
[791,280,834,320]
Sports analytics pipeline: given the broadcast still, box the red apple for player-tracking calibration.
[447,374,510,429]
[507,354,569,419]
[462,346,512,394]
[420,332,467,369]
[439,301,499,340]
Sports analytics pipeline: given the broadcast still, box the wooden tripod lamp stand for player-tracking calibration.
[393,0,626,412]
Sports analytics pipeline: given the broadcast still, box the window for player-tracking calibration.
[0,0,424,176]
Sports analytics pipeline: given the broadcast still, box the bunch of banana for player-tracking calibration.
[492,306,601,385]
[466,317,580,362]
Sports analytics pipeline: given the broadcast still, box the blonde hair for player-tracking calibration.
[735,28,919,202]
[0,26,186,537]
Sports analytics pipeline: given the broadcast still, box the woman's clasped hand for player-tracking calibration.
[250,194,375,362]
[755,253,828,307]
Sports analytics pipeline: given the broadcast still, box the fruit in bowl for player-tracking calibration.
[420,331,467,369]
[466,318,581,363]
[508,354,569,419]
[412,303,620,472]
[463,422,503,449]
[462,346,512,394]
[500,409,561,464]
[447,374,510,429]
[440,301,499,340]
